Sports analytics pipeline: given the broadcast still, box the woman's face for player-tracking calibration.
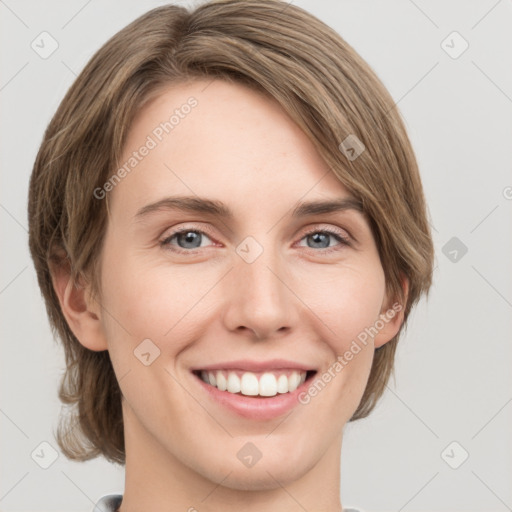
[92,79,400,489]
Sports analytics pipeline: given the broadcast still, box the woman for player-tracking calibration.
[27,1,434,511]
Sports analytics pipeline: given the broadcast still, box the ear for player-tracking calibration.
[373,274,409,349]
[50,255,108,352]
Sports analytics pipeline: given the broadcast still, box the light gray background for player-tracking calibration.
[1,1,511,511]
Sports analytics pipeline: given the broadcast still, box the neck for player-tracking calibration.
[119,404,344,512]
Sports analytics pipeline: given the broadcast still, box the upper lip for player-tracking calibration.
[190,359,317,373]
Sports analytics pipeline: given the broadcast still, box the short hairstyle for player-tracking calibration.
[28,0,434,465]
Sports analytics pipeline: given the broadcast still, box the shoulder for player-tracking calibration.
[92,494,123,512]
[91,495,363,512]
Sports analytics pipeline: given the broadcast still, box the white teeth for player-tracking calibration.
[241,373,259,395]
[216,371,227,391]
[276,374,288,393]
[199,370,308,397]
[259,373,277,397]
[227,372,241,393]
[288,372,301,392]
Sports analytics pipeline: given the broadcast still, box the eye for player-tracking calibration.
[296,228,350,253]
[159,226,351,255]
[160,228,215,252]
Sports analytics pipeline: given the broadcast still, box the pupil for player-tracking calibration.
[309,233,329,248]
[179,232,201,248]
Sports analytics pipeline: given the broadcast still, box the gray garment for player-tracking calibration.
[92,494,362,512]
[93,495,122,512]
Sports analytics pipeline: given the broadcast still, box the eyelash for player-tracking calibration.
[159,225,351,255]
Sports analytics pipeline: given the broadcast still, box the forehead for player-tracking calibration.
[108,79,354,220]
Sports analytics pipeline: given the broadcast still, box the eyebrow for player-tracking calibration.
[134,195,364,221]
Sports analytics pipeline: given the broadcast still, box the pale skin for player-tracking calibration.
[53,79,408,512]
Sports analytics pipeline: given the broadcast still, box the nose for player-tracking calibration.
[221,245,299,340]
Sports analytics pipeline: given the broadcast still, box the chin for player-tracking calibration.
[198,446,315,491]
[219,464,310,492]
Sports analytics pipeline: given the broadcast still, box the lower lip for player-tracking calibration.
[191,372,315,421]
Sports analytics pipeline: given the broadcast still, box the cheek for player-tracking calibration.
[99,253,215,354]
[294,261,386,351]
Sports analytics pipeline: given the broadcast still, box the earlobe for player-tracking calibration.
[373,275,409,349]
[51,258,108,352]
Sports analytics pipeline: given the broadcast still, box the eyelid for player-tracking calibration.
[299,224,351,241]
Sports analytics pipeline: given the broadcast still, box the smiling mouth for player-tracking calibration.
[192,369,317,398]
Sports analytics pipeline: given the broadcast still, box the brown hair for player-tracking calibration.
[28,0,434,465]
